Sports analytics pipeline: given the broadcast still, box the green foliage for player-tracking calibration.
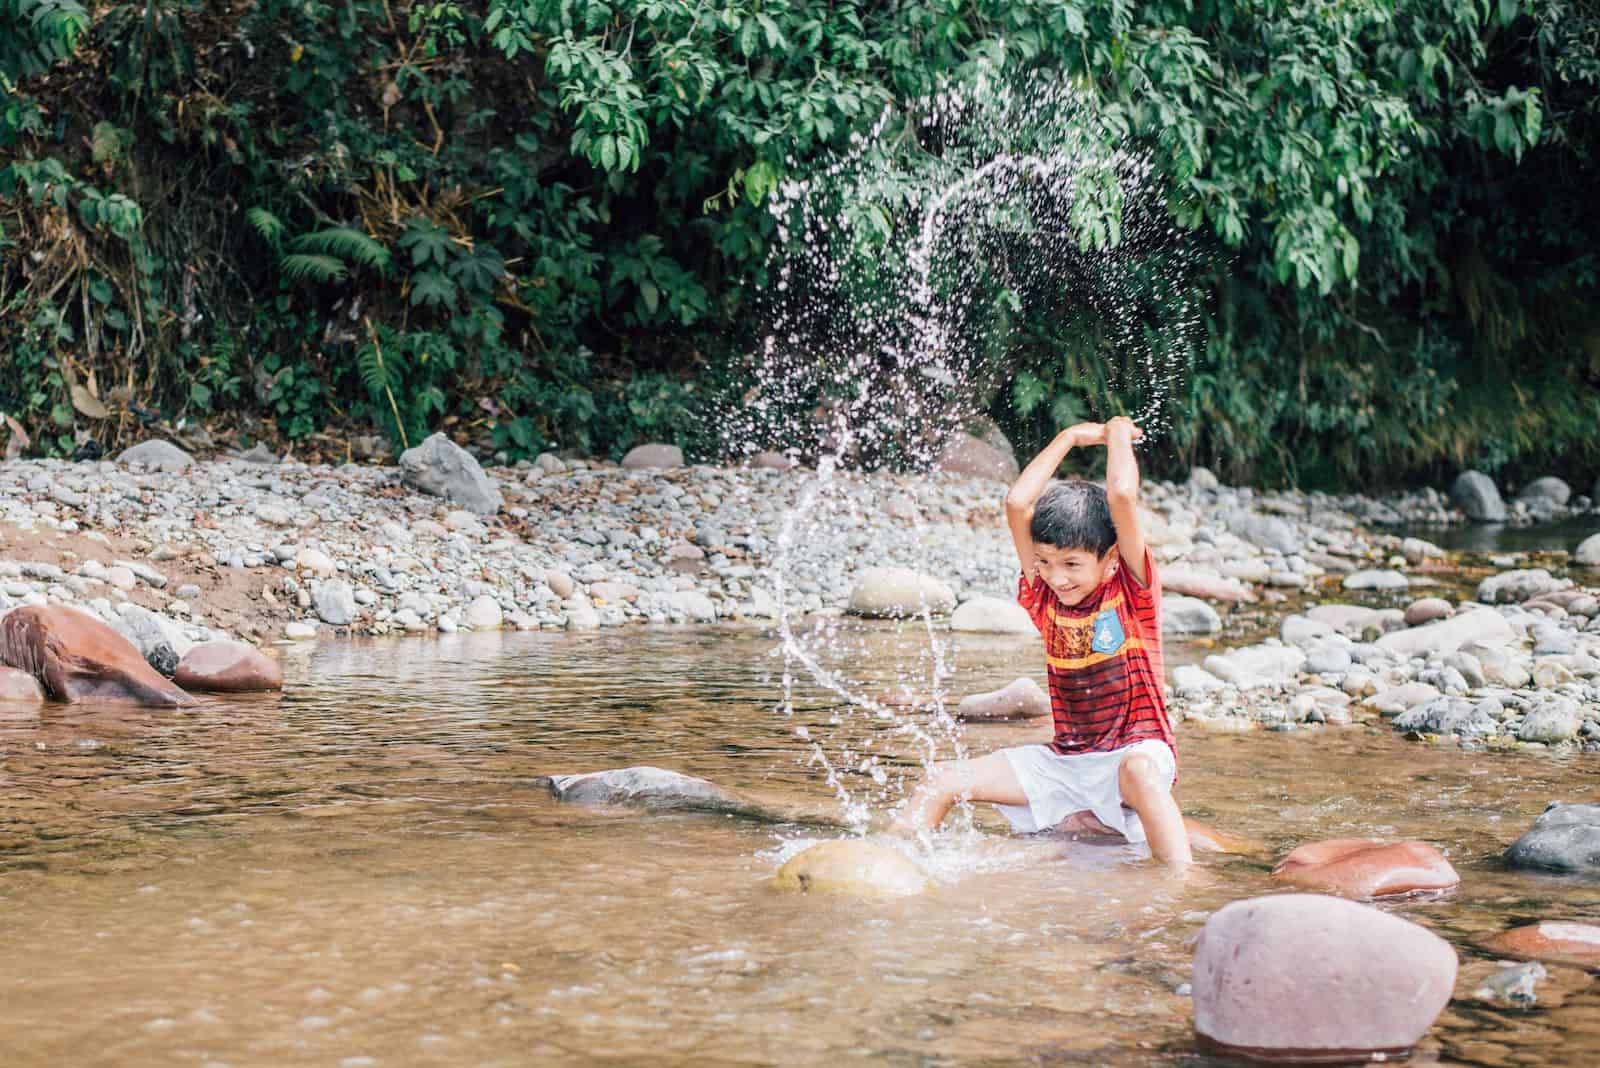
[0,0,1593,486]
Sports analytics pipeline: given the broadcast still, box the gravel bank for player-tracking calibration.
[1,447,1596,755]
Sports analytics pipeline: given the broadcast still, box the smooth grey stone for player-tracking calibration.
[1506,802,1600,874]
[1451,470,1505,522]
[538,766,769,819]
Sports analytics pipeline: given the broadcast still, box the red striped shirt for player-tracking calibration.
[1016,548,1176,765]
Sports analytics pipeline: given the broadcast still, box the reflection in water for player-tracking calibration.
[1399,516,1600,555]
[2,627,1598,1066]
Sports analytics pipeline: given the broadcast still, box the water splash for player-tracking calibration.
[729,73,1203,833]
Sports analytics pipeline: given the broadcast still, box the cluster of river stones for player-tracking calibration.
[3,434,1599,1060]
[544,764,1600,1064]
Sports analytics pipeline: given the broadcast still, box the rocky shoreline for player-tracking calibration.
[1,436,1597,755]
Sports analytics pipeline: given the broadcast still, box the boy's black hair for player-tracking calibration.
[1029,479,1116,556]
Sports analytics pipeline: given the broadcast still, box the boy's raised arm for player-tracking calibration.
[1103,416,1148,587]
[1004,422,1103,576]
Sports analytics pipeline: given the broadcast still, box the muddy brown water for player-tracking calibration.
[1,626,1597,1067]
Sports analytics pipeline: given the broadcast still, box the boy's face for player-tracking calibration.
[1033,543,1118,606]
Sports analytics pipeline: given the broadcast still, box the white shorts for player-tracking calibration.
[994,739,1176,843]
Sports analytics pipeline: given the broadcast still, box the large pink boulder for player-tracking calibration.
[1271,838,1459,899]
[1485,922,1600,968]
[0,666,45,702]
[174,640,284,693]
[0,605,194,706]
[1193,894,1457,1063]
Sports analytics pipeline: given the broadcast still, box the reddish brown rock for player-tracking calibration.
[1485,922,1600,968]
[1272,838,1459,899]
[0,605,194,706]
[1404,597,1454,626]
[174,640,284,693]
[1193,894,1457,1063]
[0,665,45,702]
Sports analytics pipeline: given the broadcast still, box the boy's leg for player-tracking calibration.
[890,750,1030,835]
[1117,752,1193,871]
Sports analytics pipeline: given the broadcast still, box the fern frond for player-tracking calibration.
[279,253,349,285]
[246,207,286,250]
[292,226,391,273]
[356,336,405,393]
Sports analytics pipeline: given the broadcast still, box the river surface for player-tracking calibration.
[1399,516,1600,556]
[2,627,1597,1066]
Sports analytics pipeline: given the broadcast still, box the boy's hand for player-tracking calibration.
[1104,416,1145,444]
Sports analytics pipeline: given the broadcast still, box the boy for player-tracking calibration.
[890,416,1192,871]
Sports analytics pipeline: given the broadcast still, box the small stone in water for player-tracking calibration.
[1475,961,1546,1007]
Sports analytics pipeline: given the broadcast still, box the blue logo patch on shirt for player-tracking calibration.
[1090,608,1125,654]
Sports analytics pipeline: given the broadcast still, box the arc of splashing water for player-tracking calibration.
[763,94,1189,830]
[772,449,967,833]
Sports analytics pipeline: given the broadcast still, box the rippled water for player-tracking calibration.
[2,627,1597,1066]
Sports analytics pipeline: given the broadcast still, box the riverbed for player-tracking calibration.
[2,627,1596,1066]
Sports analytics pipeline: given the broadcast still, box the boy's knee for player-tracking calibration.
[1118,753,1164,796]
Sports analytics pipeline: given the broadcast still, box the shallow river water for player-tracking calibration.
[2,626,1598,1066]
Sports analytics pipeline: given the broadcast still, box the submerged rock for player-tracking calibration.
[540,765,763,817]
[954,677,1048,720]
[773,839,931,898]
[0,604,194,706]
[1485,922,1600,968]
[1476,961,1548,1007]
[948,596,1034,634]
[1193,894,1456,1063]
[1184,819,1260,855]
[1270,838,1459,899]
[846,568,957,618]
[174,641,284,693]
[0,665,45,703]
[1050,812,1258,854]
[1505,802,1600,874]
